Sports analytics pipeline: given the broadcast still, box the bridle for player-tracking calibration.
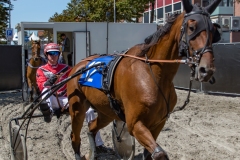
[31,42,41,61]
[27,41,45,68]
[179,10,215,80]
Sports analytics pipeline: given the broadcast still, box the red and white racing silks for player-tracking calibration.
[36,63,71,97]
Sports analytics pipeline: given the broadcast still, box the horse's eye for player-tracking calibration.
[189,26,195,32]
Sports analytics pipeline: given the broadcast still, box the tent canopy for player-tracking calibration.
[28,32,39,41]
[0,38,7,41]
[13,33,18,41]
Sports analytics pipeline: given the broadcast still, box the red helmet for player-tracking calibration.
[44,43,60,56]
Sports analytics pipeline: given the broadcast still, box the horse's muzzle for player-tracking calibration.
[197,66,215,82]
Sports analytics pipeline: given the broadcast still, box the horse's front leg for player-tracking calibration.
[131,120,169,160]
[32,75,39,99]
[26,73,34,102]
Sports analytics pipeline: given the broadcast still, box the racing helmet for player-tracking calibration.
[44,43,60,57]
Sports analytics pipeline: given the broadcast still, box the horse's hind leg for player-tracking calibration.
[132,121,169,160]
[69,96,88,160]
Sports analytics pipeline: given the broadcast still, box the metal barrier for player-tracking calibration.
[1,43,240,96]
[174,43,240,96]
[0,45,22,91]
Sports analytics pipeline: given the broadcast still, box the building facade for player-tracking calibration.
[143,0,240,42]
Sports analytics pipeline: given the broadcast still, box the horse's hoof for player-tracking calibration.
[152,151,169,160]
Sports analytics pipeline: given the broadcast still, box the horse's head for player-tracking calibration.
[179,0,221,82]
[31,38,41,61]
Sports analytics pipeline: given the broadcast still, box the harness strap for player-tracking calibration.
[193,46,213,56]
[184,10,210,18]
[27,62,40,69]
[26,57,45,69]
[107,94,126,122]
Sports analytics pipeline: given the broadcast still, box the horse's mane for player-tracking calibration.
[138,13,181,57]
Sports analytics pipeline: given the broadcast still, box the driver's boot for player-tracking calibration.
[39,100,52,123]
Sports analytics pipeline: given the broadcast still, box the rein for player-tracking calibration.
[112,53,193,120]
[118,54,188,64]
[53,71,71,113]
[112,15,214,116]
[111,53,194,116]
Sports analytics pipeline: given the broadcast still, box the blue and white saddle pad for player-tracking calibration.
[79,55,115,89]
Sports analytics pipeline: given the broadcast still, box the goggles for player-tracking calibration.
[47,51,60,56]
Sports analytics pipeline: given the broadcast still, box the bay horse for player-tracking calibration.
[67,0,222,159]
[26,39,46,102]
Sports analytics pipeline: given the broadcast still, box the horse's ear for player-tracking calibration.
[205,0,222,14]
[181,0,193,13]
[31,38,33,43]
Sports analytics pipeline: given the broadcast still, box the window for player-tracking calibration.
[165,5,172,13]
[214,0,233,7]
[157,8,163,19]
[144,12,149,23]
[174,3,181,11]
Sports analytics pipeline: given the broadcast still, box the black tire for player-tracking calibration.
[10,125,28,160]
[112,120,135,160]
[22,81,28,102]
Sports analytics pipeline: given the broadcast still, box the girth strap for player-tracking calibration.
[107,94,126,122]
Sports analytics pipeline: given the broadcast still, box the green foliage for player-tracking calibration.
[49,0,81,22]
[0,0,11,39]
[49,0,153,23]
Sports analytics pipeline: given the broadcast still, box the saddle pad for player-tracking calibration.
[79,55,115,89]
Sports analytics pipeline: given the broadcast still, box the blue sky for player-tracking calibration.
[11,0,69,32]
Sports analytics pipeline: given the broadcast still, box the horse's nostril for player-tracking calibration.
[199,67,206,74]
[199,67,214,82]
[199,67,208,77]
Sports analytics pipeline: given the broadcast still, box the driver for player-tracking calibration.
[36,43,112,153]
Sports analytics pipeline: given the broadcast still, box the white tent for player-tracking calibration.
[43,37,48,41]
[0,38,6,42]
[28,32,39,41]
[12,32,18,42]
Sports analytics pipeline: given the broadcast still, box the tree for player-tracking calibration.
[0,0,11,39]
[49,0,152,23]
[49,0,82,22]
[83,0,151,22]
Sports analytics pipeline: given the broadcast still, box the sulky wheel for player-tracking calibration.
[10,125,28,160]
[112,120,135,160]
[21,80,29,102]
